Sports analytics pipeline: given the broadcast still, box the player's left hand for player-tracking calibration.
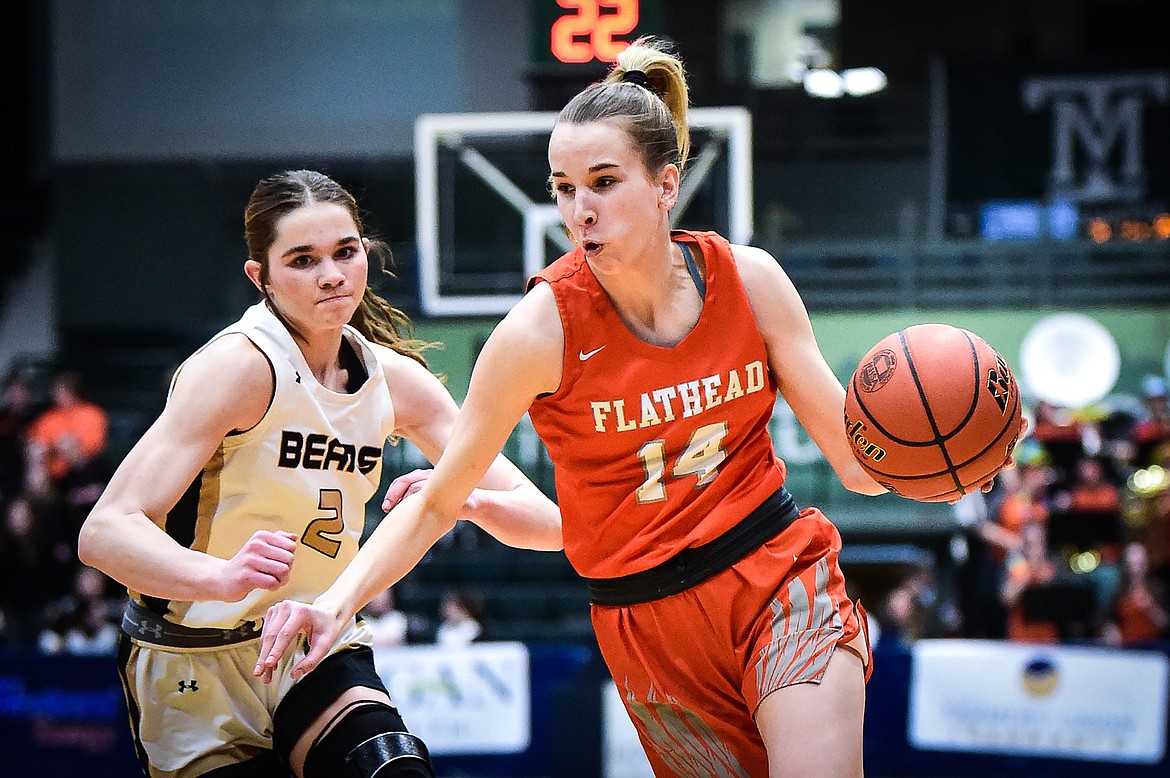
[254,598,344,683]
[949,417,1030,504]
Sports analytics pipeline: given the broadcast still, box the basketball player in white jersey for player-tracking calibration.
[78,169,562,778]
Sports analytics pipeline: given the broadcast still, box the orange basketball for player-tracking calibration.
[844,323,1022,503]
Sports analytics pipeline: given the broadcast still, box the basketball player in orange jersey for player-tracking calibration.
[78,170,561,778]
[256,40,1021,776]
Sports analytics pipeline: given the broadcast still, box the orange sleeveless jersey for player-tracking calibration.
[527,230,787,579]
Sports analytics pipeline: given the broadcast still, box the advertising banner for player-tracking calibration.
[374,642,531,755]
[909,639,1169,763]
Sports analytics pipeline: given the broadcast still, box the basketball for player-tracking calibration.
[844,323,1023,503]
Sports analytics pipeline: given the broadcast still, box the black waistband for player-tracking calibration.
[121,600,263,649]
[586,486,800,606]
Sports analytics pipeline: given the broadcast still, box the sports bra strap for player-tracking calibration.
[677,241,707,300]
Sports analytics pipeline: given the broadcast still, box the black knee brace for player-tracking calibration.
[302,701,433,778]
[346,731,433,778]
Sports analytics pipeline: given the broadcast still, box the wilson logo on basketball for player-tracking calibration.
[858,349,897,392]
[845,415,886,462]
[985,355,1014,413]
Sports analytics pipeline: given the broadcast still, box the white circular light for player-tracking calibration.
[841,67,888,96]
[803,69,844,98]
[1019,312,1121,408]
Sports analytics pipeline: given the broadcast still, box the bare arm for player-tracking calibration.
[378,348,561,550]
[78,336,298,601]
[381,468,560,550]
[1001,562,1028,606]
[978,519,1024,555]
[257,285,564,679]
[734,244,886,496]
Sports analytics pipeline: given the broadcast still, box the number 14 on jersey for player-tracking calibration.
[635,422,729,503]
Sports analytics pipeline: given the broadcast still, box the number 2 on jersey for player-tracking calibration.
[302,488,344,557]
[635,422,729,503]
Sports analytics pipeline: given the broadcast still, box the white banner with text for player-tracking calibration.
[909,639,1168,763]
[374,641,530,755]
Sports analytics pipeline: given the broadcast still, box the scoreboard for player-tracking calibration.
[531,0,664,66]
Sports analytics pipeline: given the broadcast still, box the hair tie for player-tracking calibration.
[622,69,651,90]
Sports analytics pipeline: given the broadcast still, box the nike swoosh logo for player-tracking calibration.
[578,346,606,361]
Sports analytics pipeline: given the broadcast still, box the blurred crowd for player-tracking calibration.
[0,366,120,655]
[876,375,1170,650]
[360,584,489,649]
[3,361,1169,658]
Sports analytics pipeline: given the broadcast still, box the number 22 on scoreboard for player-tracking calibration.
[551,0,640,64]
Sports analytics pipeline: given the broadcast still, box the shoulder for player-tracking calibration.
[725,244,817,358]
[498,282,563,352]
[729,243,801,302]
[169,333,273,432]
[79,400,107,417]
[186,332,272,383]
[477,283,564,398]
[730,242,783,279]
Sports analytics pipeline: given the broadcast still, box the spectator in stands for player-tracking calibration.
[434,587,487,647]
[1030,399,1086,486]
[0,495,70,648]
[1143,457,1170,598]
[1132,375,1170,468]
[361,586,412,648]
[1102,541,1169,646]
[951,491,1010,639]
[1002,521,1062,643]
[1060,454,1124,513]
[1052,455,1125,610]
[26,370,109,486]
[876,562,943,647]
[38,565,120,656]
[950,462,1051,640]
[22,370,112,563]
[1096,401,1142,479]
[0,370,39,501]
[991,460,1051,557]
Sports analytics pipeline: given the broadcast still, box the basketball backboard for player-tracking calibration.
[415,107,753,316]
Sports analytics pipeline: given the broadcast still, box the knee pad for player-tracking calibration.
[347,731,433,778]
[303,701,433,778]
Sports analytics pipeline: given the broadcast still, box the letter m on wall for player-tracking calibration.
[1023,72,1170,204]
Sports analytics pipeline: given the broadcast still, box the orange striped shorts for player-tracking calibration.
[590,507,871,777]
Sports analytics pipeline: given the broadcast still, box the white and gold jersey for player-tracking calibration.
[131,301,395,631]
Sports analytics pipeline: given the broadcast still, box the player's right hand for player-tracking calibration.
[382,468,432,511]
[216,530,297,602]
